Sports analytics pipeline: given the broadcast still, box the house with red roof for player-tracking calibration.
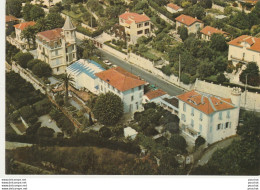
[143,89,168,104]
[36,16,77,74]
[119,11,152,44]
[175,14,204,34]
[13,21,36,49]
[177,88,241,144]
[200,26,229,41]
[95,66,146,113]
[228,35,260,68]
[6,15,19,35]
[166,3,183,13]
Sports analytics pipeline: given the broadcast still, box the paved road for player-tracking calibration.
[99,49,185,96]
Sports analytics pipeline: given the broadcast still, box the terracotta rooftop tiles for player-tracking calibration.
[167,3,182,11]
[145,89,167,100]
[228,35,260,53]
[175,14,202,26]
[37,28,63,42]
[6,15,18,22]
[14,21,36,31]
[200,26,228,36]
[95,67,146,92]
[177,90,235,115]
[119,12,150,24]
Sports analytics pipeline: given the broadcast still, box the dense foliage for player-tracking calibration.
[240,62,260,86]
[93,92,123,125]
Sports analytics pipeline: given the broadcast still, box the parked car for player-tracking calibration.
[104,60,112,66]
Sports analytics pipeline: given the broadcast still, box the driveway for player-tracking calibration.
[195,136,240,167]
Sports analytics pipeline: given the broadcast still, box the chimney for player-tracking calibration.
[252,37,255,43]
[126,8,129,13]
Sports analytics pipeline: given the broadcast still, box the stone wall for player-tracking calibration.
[194,79,260,112]
[128,53,192,90]
[12,62,46,94]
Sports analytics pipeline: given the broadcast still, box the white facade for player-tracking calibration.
[166,4,183,13]
[36,16,77,75]
[176,21,204,34]
[228,37,260,68]
[98,79,144,113]
[178,89,241,144]
[143,94,169,104]
[66,59,105,95]
[119,12,152,44]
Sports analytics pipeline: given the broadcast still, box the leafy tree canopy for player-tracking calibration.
[13,52,34,68]
[93,92,124,125]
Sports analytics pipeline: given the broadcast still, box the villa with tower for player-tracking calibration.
[35,16,77,75]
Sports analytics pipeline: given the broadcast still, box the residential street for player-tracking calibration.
[99,49,185,96]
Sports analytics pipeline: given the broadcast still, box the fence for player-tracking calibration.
[194,79,260,112]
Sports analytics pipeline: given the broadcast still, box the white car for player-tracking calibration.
[104,60,112,66]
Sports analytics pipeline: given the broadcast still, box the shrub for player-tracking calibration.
[33,99,52,116]
[13,52,34,68]
[181,73,191,84]
[195,136,206,149]
[37,126,55,138]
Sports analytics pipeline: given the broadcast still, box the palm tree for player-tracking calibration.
[61,72,75,105]
[21,26,37,49]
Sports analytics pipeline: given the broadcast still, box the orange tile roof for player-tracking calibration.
[37,28,63,42]
[119,12,150,24]
[200,26,228,36]
[14,21,35,31]
[167,3,182,11]
[6,15,18,22]
[175,14,202,26]
[95,67,146,92]
[228,35,260,53]
[145,89,167,100]
[177,90,235,115]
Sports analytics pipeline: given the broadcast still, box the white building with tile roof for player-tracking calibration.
[177,88,241,144]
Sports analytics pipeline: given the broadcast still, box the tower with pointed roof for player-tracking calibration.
[63,16,76,44]
[35,16,77,75]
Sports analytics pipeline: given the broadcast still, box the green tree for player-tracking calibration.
[93,92,123,125]
[45,13,65,30]
[30,5,45,21]
[158,150,179,174]
[19,105,35,120]
[61,73,75,105]
[32,61,52,78]
[13,52,34,68]
[99,127,112,138]
[37,126,55,138]
[6,0,22,18]
[198,61,215,78]
[21,25,37,49]
[81,39,98,59]
[195,136,206,150]
[22,3,34,21]
[34,18,50,33]
[210,33,228,52]
[200,0,212,9]
[240,62,260,86]
[27,59,40,70]
[177,26,188,42]
[169,134,187,153]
